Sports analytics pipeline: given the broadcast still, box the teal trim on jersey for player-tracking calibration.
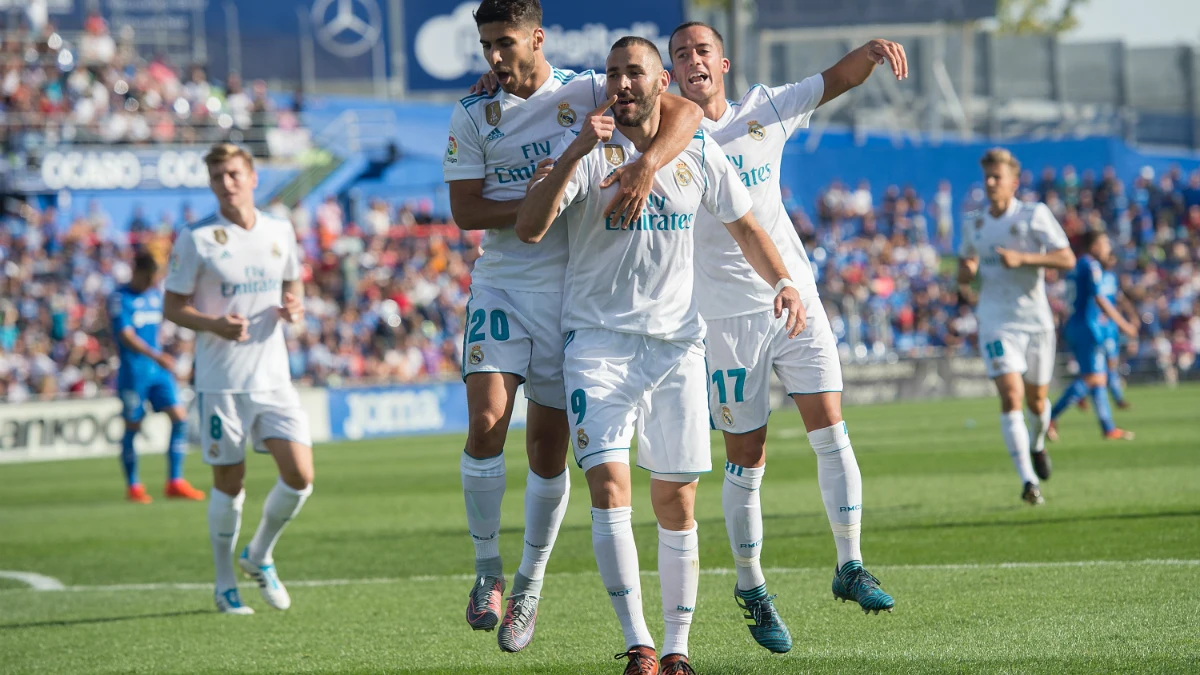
[460,292,473,379]
[755,84,789,134]
[692,130,705,140]
[459,91,498,109]
[702,346,716,429]
[563,330,576,350]
[526,397,567,412]
[574,446,631,469]
[699,130,709,192]
[722,421,770,436]
[787,389,844,397]
[462,369,529,385]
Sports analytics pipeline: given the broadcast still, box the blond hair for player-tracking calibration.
[204,143,255,171]
[980,147,1021,174]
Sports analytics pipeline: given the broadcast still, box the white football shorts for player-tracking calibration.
[197,386,312,466]
[461,284,566,409]
[564,329,711,480]
[705,298,843,434]
[978,326,1056,385]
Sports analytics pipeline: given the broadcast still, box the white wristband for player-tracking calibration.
[774,278,795,294]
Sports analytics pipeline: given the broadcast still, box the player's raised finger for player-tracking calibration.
[591,95,618,117]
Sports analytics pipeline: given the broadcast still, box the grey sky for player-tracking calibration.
[1057,0,1199,45]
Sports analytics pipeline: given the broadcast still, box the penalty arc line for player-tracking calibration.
[4,559,1197,594]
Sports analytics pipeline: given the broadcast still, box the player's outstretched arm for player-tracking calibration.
[995,246,1076,270]
[1096,293,1139,338]
[599,92,702,224]
[723,212,806,337]
[164,292,249,342]
[819,39,908,106]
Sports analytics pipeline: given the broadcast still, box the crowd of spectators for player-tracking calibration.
[804,165,1200,378]
[1,160,1197,402]
[1,11,300,170]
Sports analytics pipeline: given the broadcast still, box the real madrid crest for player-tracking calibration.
[604,144,626,167]
[485,101,502,127]
[213,228,227,245]
[674,161,693,187]
[576,427,590,450]
[469,345,484,365]
[208,442,219,458]
[557,101,577,127]
[272,242,282,258]
[721,405,734,427]
[1010,223,1020,236]
[747,120,766,141]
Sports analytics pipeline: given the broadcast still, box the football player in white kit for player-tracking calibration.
[444,0,702,652]
[958,148,1075,505]
[516,37,803,675]
[163,143,314,615]
[668,22,908,646]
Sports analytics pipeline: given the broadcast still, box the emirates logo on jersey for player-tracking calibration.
[557,101,577,127]
[485,101,502,127]
[747,120,765,141]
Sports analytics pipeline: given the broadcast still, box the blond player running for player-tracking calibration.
[958,148,1075,506]
[164,143,314,615]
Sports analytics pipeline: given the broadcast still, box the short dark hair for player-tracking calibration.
[473,0,541,28]
[668,21,724,56]
[133,250,159,273]
[610,35,664,69]
[1080,229,1107,253]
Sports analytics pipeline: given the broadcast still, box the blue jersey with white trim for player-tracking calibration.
[109,284,164,380]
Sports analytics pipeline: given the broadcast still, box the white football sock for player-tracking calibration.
[658,524,699,658]
[515,468,570,596]
[809,423,863,568]
[461,452,506,577]
[722,462,766,591]
[1001,411,1038,485]
[592,506,653,650]
[1028,404,1052,453]
[208,488,245,590]
[247,477,312,564]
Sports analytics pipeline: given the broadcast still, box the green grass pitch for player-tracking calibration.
[2,385,1198,673]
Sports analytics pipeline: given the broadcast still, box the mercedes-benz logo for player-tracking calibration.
[311,0,382,59]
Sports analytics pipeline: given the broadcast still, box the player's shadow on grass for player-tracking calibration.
[0,609,209,630]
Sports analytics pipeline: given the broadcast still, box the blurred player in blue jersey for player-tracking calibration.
[1099,264,1133,410]
[1049,231,1137,440]
[108,251,205,503]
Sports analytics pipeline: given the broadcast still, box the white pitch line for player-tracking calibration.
[5,559,1197,595]
[0,571,66,591]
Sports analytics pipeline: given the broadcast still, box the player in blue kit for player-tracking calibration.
[1049,231,1137,440]
[1098,265,1133,410]
[108,251,205,503]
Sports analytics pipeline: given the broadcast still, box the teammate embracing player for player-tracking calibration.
[958,148,1075,506]
[518,36,802,674]
[164,143,314,614]
[668,22,906,649]
[444,0,702,653]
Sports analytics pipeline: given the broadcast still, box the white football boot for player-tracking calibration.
[238,546,291,610]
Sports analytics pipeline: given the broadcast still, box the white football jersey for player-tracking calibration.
[443,66,603,291]
[959,200,1070,333]
[552,127,754,342]
[694,76,823,319]
[164,211,301,392]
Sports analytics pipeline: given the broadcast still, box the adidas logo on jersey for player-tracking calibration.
[220,251,233,260]
[486,128,505,142]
